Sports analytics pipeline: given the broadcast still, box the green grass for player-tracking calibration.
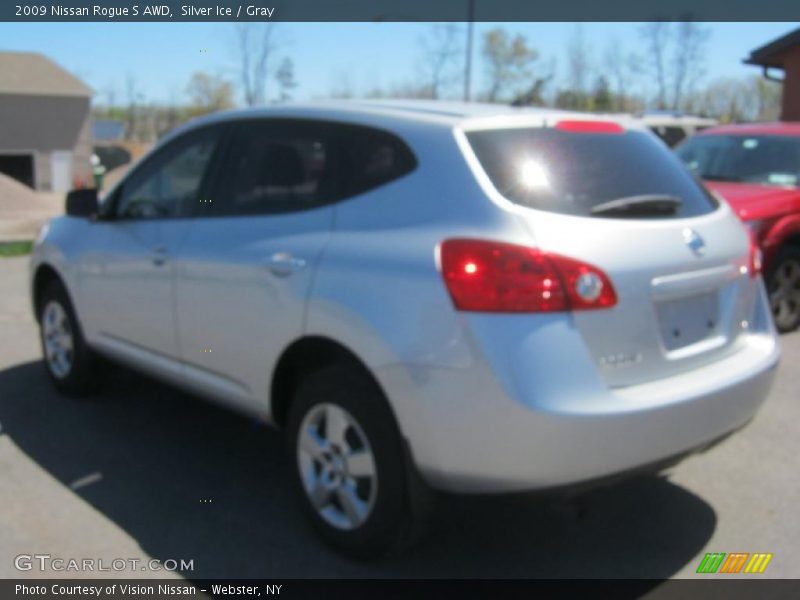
[0,241,34,257]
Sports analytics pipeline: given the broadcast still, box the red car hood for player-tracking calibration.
[704,180,800,221]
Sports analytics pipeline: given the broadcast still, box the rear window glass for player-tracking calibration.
[676,134,800,188]
[466,127,718,219]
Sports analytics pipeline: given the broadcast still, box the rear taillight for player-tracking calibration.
[439,239,617,313]
[748,234,763,279]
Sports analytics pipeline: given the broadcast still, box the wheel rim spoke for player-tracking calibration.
[59,334,74,351]
[308,478,331,510]
[346,449,375,478]
[337,484,366,527]
[324,404,349,448]
[299,426,328,460]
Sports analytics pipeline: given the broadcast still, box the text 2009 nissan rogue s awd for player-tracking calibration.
[30,101,779,555]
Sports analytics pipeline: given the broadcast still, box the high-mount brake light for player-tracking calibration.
[554,120,625,134]
[439,239,618,313]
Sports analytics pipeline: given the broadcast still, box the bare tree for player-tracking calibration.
[639,21,670,109]
[235,23,277,106]
[124,74,142,141]
[604,39,641,112]
[328,70,356,99]
[102,84,117,116]
[419,24,463,99]
[693,77,750,122]
[161,88,181,136]
[671,21,711,110]
[566,25,592,99]
[691,75,782,123]
[275,58,297,102]
[751,75,782,121]
[481,28,538,103]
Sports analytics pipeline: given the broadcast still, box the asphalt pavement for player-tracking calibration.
[0,255,797,582]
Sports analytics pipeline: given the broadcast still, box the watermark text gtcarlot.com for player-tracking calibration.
[14,554,194,573]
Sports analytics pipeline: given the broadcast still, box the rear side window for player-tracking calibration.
[209,121,337,216]
[205,119,416,217]
[340,127,417,197]
[466,127,718,219]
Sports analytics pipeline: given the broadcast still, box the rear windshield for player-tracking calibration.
[465,127,718,218]
[676,134,800,188]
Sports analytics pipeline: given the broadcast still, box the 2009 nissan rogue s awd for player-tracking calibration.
[30,101,779,555]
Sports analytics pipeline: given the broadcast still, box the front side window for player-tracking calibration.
[676,134,800,188]
[115,130,219,219]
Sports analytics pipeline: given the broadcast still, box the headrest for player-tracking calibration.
[259,144,304,187]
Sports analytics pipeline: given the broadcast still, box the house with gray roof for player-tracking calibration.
[0,51,93,191]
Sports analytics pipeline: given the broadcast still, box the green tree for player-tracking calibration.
[481,28,538,103]
[593,76,614,112]
[186,72,234,116]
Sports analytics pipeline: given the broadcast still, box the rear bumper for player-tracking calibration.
[377,328,779,494]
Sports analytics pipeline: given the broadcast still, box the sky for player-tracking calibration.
[0,21,796,105]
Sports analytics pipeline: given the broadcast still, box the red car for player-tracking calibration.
[676,123,800,332]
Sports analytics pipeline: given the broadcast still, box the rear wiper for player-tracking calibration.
[590,194,682,217]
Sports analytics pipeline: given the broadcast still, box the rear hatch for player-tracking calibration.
[463,120,758,387]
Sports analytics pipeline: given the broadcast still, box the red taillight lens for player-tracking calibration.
[554,120,624,134]
[748,235,763,278]
[439,239,617,313]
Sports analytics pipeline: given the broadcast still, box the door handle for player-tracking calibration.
[151,246,168,266]
[265,252,307,277]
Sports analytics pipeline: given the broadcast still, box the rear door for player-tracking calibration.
[173,119,340,414]
[464,123,757,387]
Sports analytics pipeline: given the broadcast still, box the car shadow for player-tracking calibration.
[0,360,716,581]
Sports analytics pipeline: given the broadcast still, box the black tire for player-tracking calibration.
[286,364,433,557]
[38,280,97,395]
[766,247,800,333]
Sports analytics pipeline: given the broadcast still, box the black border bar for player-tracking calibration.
[3,0,800,22]
[4,579,800,600]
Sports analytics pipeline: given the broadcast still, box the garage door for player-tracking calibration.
[0,154,35,188]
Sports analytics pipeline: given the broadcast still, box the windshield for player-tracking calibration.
[676,134,800,188]
[465,127,718,219]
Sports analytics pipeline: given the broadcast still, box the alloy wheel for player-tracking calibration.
[42,300,74,379]
[296,403,378,530]
[769,257,800,330]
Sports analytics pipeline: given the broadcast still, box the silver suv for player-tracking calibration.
[30,101,779,555]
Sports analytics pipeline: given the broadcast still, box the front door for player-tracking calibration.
[79,126,224,371]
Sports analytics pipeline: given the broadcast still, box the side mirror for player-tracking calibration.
[65,188,99,218]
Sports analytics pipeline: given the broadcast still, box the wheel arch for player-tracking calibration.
[270,335,393,430]
[780,233,800,252]
[32,263,67,322]
[763,215,800,267]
